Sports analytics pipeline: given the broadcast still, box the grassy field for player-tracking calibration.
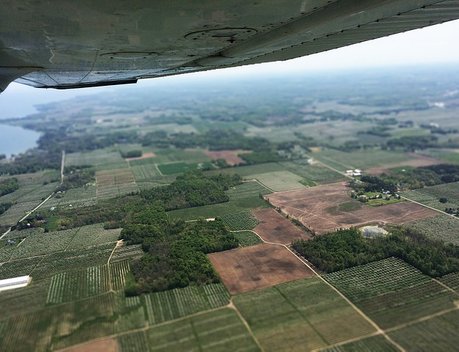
[233,278,375,351]
[405,215,459,245]
[232,231,263,247]
[250,170,306,191]
[279,160,346,185]
[388,310,459,352]
[168,182,270,221]
[65,149,125,167]
[402,181,459,210]
[424,148,459,164]
[325,258,458,329]
[312,149,412,171]
[157,161,215,175]
[140,308,260,352]
[321,335,398,352]
[207,162,285,177]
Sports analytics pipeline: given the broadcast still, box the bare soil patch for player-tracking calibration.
[266,182,437,234]
[125,151,156,161]
[61,338,119,352]
[367,154,443,175]
[208,244,314,294]
[204,150,248,166]
[253,208,311,244]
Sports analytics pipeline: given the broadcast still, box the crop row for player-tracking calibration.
[220,210,258,230]
[46,264,110,304]
[143,283,230,325]
[324,258,430,301]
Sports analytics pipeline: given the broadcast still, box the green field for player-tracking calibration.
[402,181,459,210]
[250,170,306,191]
[157,161,215,175]
[325,258,458,329]
[312,149,412,171]
[232,230,263,247]
[321,335,398,352]
[135,308,260,352]
[405,215,459,245]
[65,149,125,167]
[233,278,375,351]
[424,148,459,164]
[168,181,270,221]
[207,162,285,177]
[388,310,459,352]
[279,160,346,184]
[130,163,162,180]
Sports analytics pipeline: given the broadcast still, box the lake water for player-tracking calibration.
[0,124,41,158]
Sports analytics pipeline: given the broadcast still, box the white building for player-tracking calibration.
[0,275,31,292]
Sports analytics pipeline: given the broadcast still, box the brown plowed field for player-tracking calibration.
[208,244,314,294]
[62,338,119,352]
[253,208,311,244]
[266,182,437,234]
[367,154,443,175]
[204,150,247,166]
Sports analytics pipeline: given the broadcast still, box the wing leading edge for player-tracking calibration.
[1,0,459,92]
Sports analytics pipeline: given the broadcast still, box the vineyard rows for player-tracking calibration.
[118,331,149,352]
[220,210,258,231]
[143,283,230,325]
[324,258,430,301]
[46,265,110,304]
[439,272,459,292]
[110,260,130,291]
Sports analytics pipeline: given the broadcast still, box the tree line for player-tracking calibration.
[292,227,459,277]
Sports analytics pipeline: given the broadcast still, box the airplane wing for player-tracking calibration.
[1,0,459,92]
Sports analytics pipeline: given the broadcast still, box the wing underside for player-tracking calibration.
[1,0,459,91]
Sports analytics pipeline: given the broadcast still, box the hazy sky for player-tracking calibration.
[1,19,459,118]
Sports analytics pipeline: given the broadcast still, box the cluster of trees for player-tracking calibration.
[0,178,19,196]
[120,150,142,158]
[0,150,61,175]
[444,208,459,216]
[292,227,459,277]
[381,164,459,190]
[239,151,285,165]
[141,171,242,210]
[120,205,238,294]
[0,202,12,215]
[58,167,95,191]
[385,135,439,151]
[423,164,459,183]
[350,175,397,194]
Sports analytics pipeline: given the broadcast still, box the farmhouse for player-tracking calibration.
[346,169,362,177]
[0,275,31,292]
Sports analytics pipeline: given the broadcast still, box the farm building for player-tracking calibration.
[0,275,31,292]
